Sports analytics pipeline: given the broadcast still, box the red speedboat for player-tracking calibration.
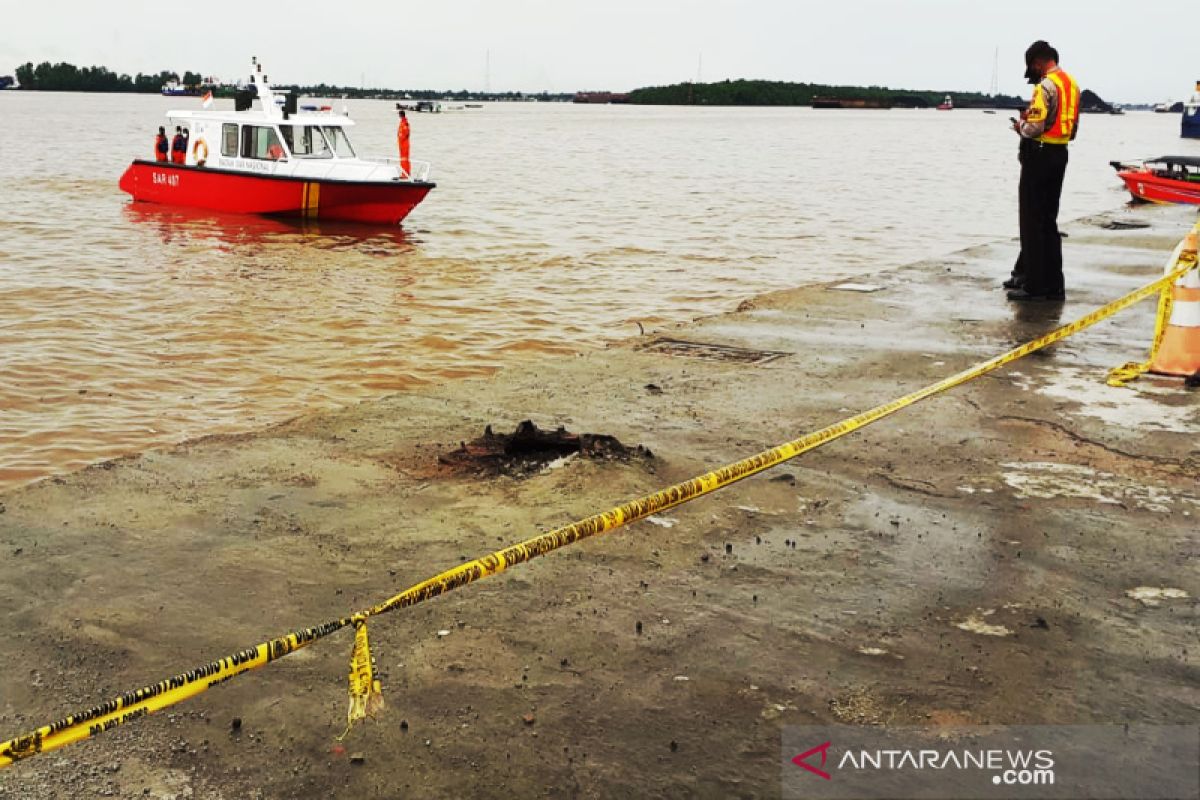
[120,59,434,225]
[1110,156,1200,205]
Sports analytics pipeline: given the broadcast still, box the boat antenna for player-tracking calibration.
[989,46,998,96]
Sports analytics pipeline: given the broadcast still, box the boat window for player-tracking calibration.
[241,125,288,161]
[279,125,333,159]
[221,124,238,157]
[320,126,356,158]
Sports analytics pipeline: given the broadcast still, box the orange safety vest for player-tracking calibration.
[1037,68,1079,145]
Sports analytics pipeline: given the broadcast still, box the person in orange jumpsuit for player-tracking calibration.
[154,126,169,162]
[396,108,411,177]
[170,127,187,164]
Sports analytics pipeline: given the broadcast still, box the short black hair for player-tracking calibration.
[1025,40,1057,66]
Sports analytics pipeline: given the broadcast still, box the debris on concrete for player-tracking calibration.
[954,616,1014,637]
[438,420,651,477]
[1126,587,1189,607]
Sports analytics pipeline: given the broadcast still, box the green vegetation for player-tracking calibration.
[7,61,571,101]
[628,79,1025,108]
[13,62,203,93]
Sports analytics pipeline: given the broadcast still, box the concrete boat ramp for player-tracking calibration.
[1,206,1196,798]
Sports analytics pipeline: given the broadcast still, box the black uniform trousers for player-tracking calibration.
[1012,138,1069,295]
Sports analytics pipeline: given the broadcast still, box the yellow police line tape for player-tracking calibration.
[3,225,1197,769]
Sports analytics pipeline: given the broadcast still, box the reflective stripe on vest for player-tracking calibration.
[1039,70,1079,145]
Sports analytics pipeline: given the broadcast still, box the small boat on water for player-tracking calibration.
[161,79,197,97]
[120,59,434,225]
[937,94,953,110]
[1109,156,1200,205]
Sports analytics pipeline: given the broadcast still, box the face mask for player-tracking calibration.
[1024,66,1040,84]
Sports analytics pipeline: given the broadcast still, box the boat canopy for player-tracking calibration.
[1146,156,1200,168]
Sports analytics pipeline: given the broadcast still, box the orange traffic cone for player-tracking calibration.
[1150,230,1200,377]
[1108,228,1200,386]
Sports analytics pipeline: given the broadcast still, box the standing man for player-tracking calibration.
[1007,40,1080,302]
[154,126,169,162]
[396,108,411,178]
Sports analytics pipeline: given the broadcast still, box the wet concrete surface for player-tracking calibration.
[1,205,1197,798]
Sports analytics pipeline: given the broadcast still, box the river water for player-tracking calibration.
[0,92,1192,488]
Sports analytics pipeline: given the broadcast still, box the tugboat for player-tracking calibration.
[1183,80,1200,139]
[936,94,953,110]
[160,79,195,97]
[120,58,435,225]
[1109,156,1200,205]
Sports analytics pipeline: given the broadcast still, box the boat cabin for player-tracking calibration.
[164,59,428,182]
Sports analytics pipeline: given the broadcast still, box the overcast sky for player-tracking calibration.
[2,1,1195,101]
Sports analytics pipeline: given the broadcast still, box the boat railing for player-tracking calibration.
[301,157,432,182]
[367,156,433,182]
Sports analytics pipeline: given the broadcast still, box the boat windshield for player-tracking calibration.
[320,126,356,158]
[280,125,334,159]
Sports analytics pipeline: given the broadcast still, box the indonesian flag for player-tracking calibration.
[201,91,213,109]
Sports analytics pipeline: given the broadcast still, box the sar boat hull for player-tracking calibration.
[118,161,434,224]
[1116,170,1200,205]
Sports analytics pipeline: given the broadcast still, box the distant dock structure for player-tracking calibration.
[574,91,630,104]
[811,96,892,109]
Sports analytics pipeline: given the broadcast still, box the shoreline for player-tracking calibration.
[2,204,1197,797]
[0,202,1157,497]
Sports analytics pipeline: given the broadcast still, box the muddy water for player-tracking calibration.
[0,91,1190,487]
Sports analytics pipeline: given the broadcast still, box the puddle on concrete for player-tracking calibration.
[1000,461,1196,514]
[1126,587,1190,607]
[831,282,884,293]
[1006,367,1197,433]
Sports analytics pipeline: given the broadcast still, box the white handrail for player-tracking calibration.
[367,157,432,182]
[296,158,432,183]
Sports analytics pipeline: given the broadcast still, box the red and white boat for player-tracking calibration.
[119,59,434,225]
[1109,156,1200,205]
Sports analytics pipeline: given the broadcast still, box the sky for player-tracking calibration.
[1,0,1195,102]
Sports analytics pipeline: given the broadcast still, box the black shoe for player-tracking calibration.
[1002,276,1024,289]
[1007,288,1065,301]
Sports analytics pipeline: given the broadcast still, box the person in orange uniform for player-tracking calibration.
[396,108,411,177]
[154,126,169,162]
[170,127,187,164]
[1007,40,1080,302]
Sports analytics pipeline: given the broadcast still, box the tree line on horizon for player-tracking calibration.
[7,61,573,101]
[628,78,1027,108]
[14,61,204,93]
[9,61,1040,108]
